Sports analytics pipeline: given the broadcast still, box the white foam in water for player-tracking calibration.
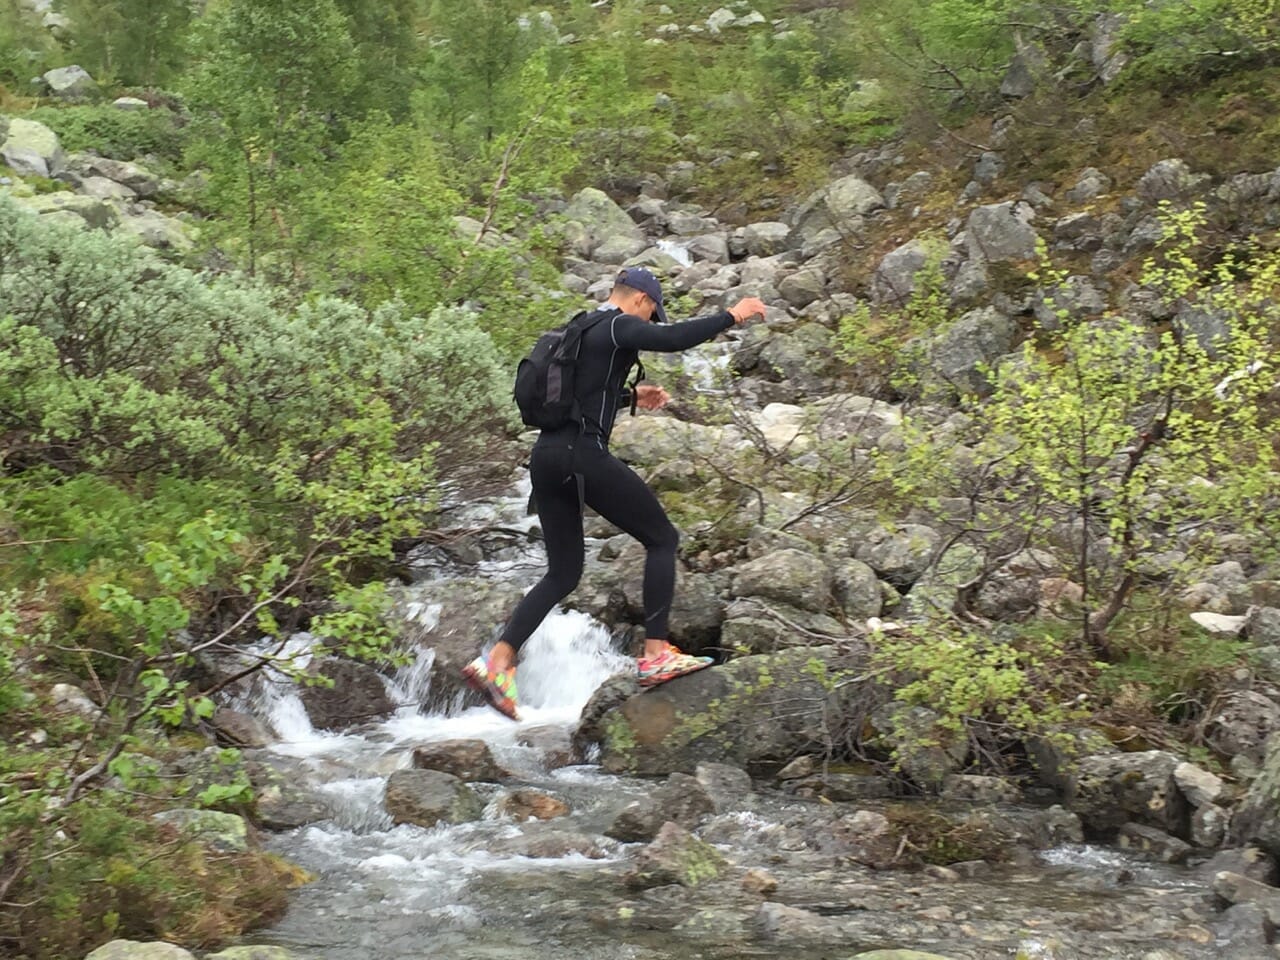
[387,644,436,718]
[657,238,693,267]
[517,608,631,711]
[684,343,732,393]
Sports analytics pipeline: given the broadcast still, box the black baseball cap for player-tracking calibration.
[615,266,669,324]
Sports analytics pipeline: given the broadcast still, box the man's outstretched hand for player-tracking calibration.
[635,384,671,411]
[728,297,767,323]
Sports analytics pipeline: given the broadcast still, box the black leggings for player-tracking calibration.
[499,442,678,653]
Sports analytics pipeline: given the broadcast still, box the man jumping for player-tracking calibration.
[464,267,765,719]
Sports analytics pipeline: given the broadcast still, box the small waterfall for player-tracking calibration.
[657,238,693,267]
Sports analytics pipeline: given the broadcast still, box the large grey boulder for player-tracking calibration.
[606,772,716,842]
[67,155,161,195]
[1,117,63,176]
[685,232,730,263]
[830,558,882,621]
[1066,750,1189,838]
[903,543,984,620]
[730,548,833,614]
[792,173,885,242]
[80,176,136,201]
[742,221,792,257]
[245,760,330,831]
[870,703,967,788]
[755,322,839,395]
[719,598,845,656]
[1136,159,1209,203]
[384,768,483,827]
[853,523,941,590]
[594,644,869,775]
[777,265,826,308]
[42,64,98,99]
[925,306,1018,398]
[1204,690,1280,765]
[1247,606,1280,645]
[561,187,644,259]
[1033,276,1105,330]
[1064,167,1113,204]
[871,238,931,306]
[593,233,647,263]
[966,201,1039,262]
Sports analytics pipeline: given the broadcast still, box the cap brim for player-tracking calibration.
[653,301,669,324]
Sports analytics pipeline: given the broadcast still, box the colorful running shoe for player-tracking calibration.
[461,655,519,720]
[637,644,713,688]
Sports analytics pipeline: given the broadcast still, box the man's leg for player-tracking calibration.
[489,447,585,672]
[580,451,680,659]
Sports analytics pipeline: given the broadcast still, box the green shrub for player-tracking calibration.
[21,104,185,163]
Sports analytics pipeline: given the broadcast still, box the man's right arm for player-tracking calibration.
[610,311,734,352]
[609,298,767,352]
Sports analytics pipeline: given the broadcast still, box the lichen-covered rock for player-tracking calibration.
[742,221,792,257]
[1066,750,1189,839]
[966,201,1039,262]
[1136,158,1209,202]
[869,704,967,789]
[607,772,714,841]
[854,523,941,590]
[1204,690,1280,765]
[204,949,297,960]
[730,548,833,613]
[792,173,885,241]
[694,762,754,813]
[19,192,117,229]
[871,238,931,306]
[1231,737,1280,857]
[560,186,644,259]
[43,64,98,99]
[624,821,728,889]
[924,306,1018,398]
[152,809,250,853]
[1,116,64,177]
[594,644,869,776]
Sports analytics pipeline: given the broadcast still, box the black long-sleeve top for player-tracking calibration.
[535,304,735,451]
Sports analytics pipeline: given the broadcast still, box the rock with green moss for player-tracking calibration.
[152,809,250,853]
[384,768,482,828]
[84,942,196,960]
[624,821,728,889]
[1232,735,1280,856]
[19,192,117,229]
[594,644,871,776]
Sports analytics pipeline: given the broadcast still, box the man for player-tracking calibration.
[464,266,766,719]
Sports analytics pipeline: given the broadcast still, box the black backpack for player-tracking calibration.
[513,309,644,429]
